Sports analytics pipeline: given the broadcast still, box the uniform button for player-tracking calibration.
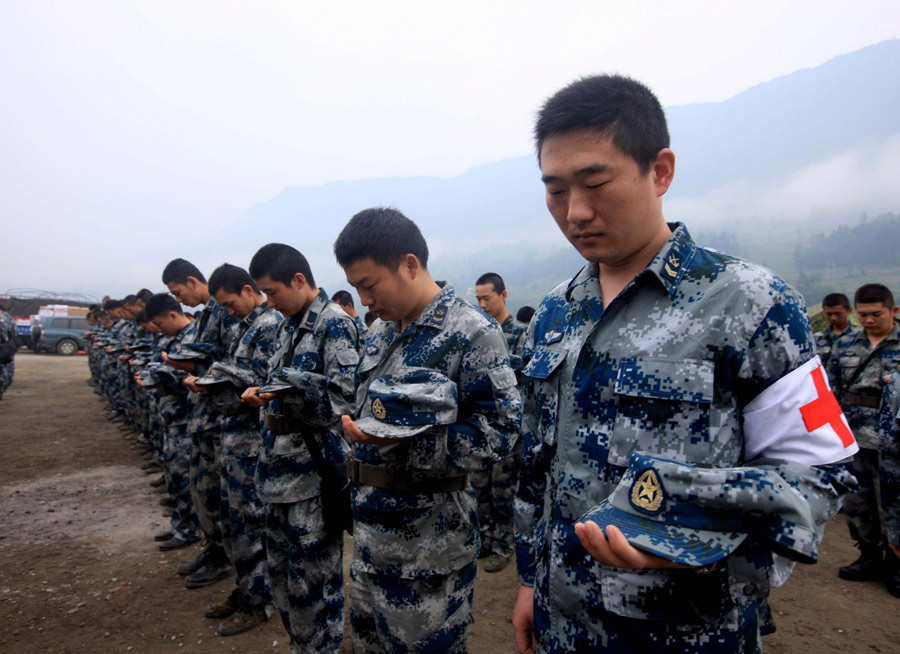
[743,583,757,596]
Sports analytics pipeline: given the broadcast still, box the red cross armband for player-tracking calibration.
[743,356,859,465]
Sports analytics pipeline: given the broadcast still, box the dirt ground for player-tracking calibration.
[1,352,898,653]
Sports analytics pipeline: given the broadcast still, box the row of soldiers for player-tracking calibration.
[86,208,527,652]
[42,74,883,652]
[814,286,900,597]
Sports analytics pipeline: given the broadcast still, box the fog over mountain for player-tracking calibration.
[202,39,900,307]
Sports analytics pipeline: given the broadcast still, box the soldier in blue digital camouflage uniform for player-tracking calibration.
[161,259,238,589]
[0,303,17,399]
[472,271,528,573]
[876,374,900,597]
[241,243,359,654]
[827,283,900,585]
[331,289,368,342]
[139,293,201,551]
[195,263,282,636]
[814,293,859,367]
[334,208,521,654]
[99,300,129,421]
[511,75,858,654]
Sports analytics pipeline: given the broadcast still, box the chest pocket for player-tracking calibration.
[608,357,714,467]
[522,346,567,447]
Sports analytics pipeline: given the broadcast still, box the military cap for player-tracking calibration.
[165,348,204,361]
[579,451,818,567]
[258,380,294,394]
[195,361,243,388]
[357,369,458,438]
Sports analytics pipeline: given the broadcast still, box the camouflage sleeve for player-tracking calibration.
[246,319,281,386]
[826,335,844,394]
[514,320,544,586]
[225,319,281,388]
[880,378,900,546]
[741,289,856,564]
[446,322,521,471]
[184,306,235,366]
[274,316,359,429]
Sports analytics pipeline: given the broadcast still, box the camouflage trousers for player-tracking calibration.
[0,360,13,396]
[266,498,344,654]
[220,417,269,607]
[164,422,199,541]
[471,439,520,558]
[349,562,476,654]
[102,360,124,413]
[532,559,764,654]
[115,359,136,422]
[845,447,885,549]
[190,423,226,548]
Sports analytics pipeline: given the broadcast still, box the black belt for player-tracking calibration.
[222,404,258,417]
[843,393,881,409]
[347,459,468,494]
[263,413,305,434]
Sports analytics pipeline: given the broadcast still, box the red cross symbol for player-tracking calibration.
[800,366,855,447]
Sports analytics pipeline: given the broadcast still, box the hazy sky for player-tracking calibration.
[2,0,898,299]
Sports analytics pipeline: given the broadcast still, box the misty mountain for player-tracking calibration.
[217,39,900,305]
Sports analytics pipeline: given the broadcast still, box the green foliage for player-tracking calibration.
[794,212,900,269]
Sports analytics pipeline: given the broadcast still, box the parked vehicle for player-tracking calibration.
[38,317,90,355]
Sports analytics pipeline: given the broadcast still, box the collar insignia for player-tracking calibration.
[366,344,379,356]
[544,330,563,345]
[630,468,664,514]
[372,397,387,420]
[663,253,680,279]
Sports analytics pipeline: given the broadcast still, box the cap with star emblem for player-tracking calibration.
[578,451,819,566]
[357,369,459,438]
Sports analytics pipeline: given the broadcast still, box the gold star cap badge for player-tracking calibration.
[372,397,387,420]
[630,468,665,514]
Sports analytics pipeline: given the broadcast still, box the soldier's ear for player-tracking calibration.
[403,254,421,280]
[290,272,307,291]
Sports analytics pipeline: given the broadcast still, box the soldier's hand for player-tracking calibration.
[184,375,205,393]
[161,352,195,372]
[575,522,690,570]
[241,387,267,407]
[341,415,406,444]
[512,585,536,654]
[890,544,900,559]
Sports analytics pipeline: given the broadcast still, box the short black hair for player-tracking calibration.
[534,74,669,174]
[855,284,894,308]
[135,308,149,323]
[476,272,506,294]
[208,263,260,296]
[249,244,316,287]
[136,288,153,303]
[331,290,354,307]
[333,206,429,270]
[103,299,120,311]
[144,293,184,319]
[516,305,536,323]
[822,293,851,310]
[364,311,377,326]
[123,294,138,306]
[162,258,206,285]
